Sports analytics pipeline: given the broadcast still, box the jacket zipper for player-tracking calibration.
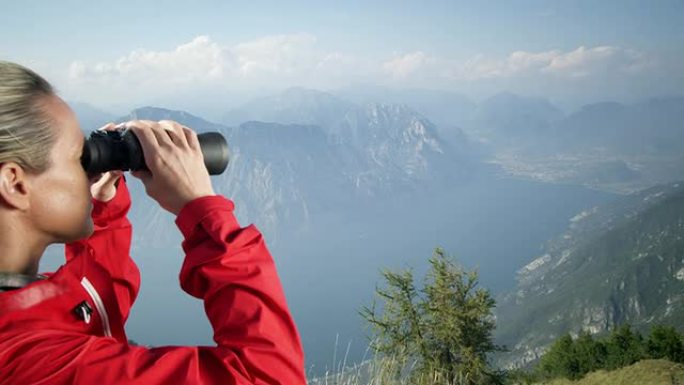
[80,277,113,338]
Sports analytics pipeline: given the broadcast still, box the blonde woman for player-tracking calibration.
[0,61,306,385]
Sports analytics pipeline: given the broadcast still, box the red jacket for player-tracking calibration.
[0,179,307,384]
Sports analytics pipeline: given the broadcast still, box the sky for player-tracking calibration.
[2,0,683,116]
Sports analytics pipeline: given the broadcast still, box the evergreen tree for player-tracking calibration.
[646,325,684,363]
[360,248,503,385]
[532,324,684,381]
[604,324,645,370]
[536,334,580,380]
[573,331,606,375]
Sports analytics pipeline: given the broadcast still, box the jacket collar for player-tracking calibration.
[0,272,47,292]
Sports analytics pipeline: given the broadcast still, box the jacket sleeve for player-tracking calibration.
[13,195,307,385]
[65,177,140,323]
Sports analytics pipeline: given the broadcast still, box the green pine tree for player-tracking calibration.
[604,324,646,370]
[536,333,580,380]
[531,324,684,382]
[360,248,503,385]
[647,325,684,363]
[573,331,607,376]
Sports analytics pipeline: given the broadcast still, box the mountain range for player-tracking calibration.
[477,94,684,193]
[495,180,684,368]
[116,98,470,246]
[222,88,684,193]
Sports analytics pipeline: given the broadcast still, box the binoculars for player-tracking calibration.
[81,127,229,175]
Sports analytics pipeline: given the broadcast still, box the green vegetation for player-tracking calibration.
[506,324,684,384]
[325,182,684,385]
[310,357,684,385]
[359,248,504,385]
[308,245,683,385]
[531,360,684,385]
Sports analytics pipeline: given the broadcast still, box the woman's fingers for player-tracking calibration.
[159,120,189,149]
[127,121,161,166]
[120,119,213,214]
[152,125,175,148]
[183,126,201,151]
[98,122,117,131]
[90,170,124,202]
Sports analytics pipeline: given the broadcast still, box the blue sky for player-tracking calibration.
[2,0,682,113]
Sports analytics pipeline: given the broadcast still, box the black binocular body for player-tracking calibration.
[81,128,229,175]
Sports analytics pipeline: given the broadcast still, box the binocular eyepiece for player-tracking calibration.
[81,127,229,175]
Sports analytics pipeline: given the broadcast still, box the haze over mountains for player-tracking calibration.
[221,88,684,192]
[74,86,684,195]
[60,87,684,374]
[111,93,471,245]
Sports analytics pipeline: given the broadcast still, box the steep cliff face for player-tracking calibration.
[119,104,470,247]
[495,181,684,368]
[326,103,459,194]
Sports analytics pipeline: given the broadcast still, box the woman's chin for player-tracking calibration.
[65,219,95,243]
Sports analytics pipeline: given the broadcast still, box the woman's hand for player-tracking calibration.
[126,120,215,215]
[90,170,123,202]
[89,123,124,202]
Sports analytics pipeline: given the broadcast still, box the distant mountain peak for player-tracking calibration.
[365,101,416,114]
[279,87,339,99]
[129,106,201,120]
[121,106,224,132]
[222,88,355,127]
[481,92,561,113]
[577,101,626,114]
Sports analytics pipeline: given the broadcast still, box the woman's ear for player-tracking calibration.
[0,163,30,210]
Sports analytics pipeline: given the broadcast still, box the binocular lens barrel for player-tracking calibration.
[197,132,231,175]
[82,129,229,175]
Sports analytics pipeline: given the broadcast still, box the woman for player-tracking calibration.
[0,61,306,384]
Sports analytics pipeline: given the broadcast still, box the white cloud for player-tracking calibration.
[507,50,561,74]
[232,33,318,77]
[69,37,652,87]
[458,46,651,80]
[67,33,378,96]
[542,46,649,77]
[70,36,228,85]
[379,46,649,85]
[383,51,429,78]
[64,37,659,108]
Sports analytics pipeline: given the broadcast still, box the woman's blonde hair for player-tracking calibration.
[0,61,57,173]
